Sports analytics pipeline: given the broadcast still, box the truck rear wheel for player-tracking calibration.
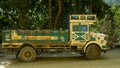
[85,44,101,60]
[19,46,36,62]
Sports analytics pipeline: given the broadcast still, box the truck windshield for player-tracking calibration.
[73,25,79,31]
[87,16,95,20]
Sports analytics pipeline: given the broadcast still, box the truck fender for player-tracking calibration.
[18,43,36,53]
[20,43,36,49]
[84,41,102,52]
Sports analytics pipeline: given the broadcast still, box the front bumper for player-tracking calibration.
[102,46,110,52]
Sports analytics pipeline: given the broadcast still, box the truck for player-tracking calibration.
[0,14,109,62]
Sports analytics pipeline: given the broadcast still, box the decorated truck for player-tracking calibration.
[0,14,109,62]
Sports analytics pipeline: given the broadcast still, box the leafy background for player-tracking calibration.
[0,0,120,47]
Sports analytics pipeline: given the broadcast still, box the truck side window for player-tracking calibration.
[73,25,79,31]
[80,16,86,20]
[81,25,87,31]
[87,16,95,20]
[71,16,79,20]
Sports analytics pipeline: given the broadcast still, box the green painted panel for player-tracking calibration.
[90,36,96,41]
[75,37,85,40]
[73,33,86,41]
[2,30,11,42]
[2,30,69,43]
[75,33,85,36]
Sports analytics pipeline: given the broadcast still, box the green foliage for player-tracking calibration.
[100,3,120,47]
[0,0,110,30]
[112,4,120,36]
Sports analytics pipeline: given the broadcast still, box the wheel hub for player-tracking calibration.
[91,49,98,56]
[24,51,32,58]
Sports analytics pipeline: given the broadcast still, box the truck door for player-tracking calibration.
[70,23,90,41]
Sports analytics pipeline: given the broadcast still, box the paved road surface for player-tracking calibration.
[0,48,120,68]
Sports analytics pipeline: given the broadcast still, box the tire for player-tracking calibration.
[85,44,101,60]
[19,46,36,62]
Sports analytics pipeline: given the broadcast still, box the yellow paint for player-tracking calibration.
[5,34,10,39]
[11,30,59,40]
[11,30,20,40]
[2,42,22,48]
[25,36,58,40]
[71,41,86,45]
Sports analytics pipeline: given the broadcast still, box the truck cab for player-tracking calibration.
[69,14,108,59]
[1,14,109,62]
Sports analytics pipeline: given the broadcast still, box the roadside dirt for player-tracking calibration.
[0,48,120,68]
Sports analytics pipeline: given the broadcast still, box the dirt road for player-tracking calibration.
[0,48,120,68]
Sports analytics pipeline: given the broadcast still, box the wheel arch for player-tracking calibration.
[84,41,102,52]
[18,43,36,54]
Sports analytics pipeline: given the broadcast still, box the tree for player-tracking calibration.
[54,0,62,30]
[0,0,110,30]
[99,4,120,48]
[111,4,120,43]
[48,0,52,29]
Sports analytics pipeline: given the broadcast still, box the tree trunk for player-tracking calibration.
[89,0,92,13]
[54,0,61,30]
[100,14,108,32]
[48,0,52,29]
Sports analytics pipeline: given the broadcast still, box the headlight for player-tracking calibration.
[100,34,106,40]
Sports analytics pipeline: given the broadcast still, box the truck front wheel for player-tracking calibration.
[19,46,36,62]
[85,44,101,60]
